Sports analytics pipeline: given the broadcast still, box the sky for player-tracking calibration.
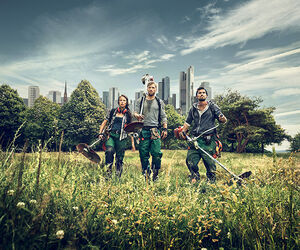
[1,0,300,150]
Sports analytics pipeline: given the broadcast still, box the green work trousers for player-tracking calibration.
[186,136,217,182]
[139,129,162,173]
[105,132,127,166]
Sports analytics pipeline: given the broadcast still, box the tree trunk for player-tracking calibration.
[261,143,264,154]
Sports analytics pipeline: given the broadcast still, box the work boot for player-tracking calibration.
[116,159,123,178]
[105,163,113,179]
[152,169,159,181]
[142,168,151,182]
[189,171,200,184]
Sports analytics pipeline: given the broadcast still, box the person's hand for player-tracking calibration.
[219,114,227,123]
[98,133,105,140]
[134,113,144,121]
[161,129,167,140]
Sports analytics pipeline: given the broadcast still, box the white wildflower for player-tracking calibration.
[111,219,118,225]
[56,230,64,239]
[29,199,37,204]
[72,206,79,211]
[17,202,25,208]
[7,190,14,196]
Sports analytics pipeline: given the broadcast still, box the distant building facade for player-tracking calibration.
[158,76,170,104]
[200,82,212,100]
[48,91,62,104]
[109,87,119,109]
[179,66,194,114]
[102,91,109,108]
[28,86,40,107]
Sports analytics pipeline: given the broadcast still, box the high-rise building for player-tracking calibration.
[179,71,187,114]
[158,77,170,104]
[200,82,212,100]
[179,66,194,114]
[48,91,62,104]
[102,91,109,108]
[28,86,40,107]
[172,93,176,109]
[109,87,119,109]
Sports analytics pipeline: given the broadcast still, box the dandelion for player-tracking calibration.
[72,206,79,211]
[7,190,14,196]
[17,202,25,208]
[56,230,64,239]
[29,199,37,204]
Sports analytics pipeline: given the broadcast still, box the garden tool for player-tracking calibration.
[76,138,101,164]
[183,126,252,183]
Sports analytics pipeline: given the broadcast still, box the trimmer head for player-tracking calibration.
[76,143,101,164]
[124,121,144,133]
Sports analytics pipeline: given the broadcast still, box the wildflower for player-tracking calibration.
[72,206,79,211]
[204,200,208,204]
[17,202,25,208]
[155,226,160,230]
[123,213,126,216]
[7,190,14,196]
[111,219,118,225]
[227,231,231,238]
[29,199,37,205]
[56,230,64,239]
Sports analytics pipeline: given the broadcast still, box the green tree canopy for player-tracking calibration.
[163,104,186,149]
[290,132,300,152]
[58,80,106,150]
[215,90,288,153]
[24,96,61,149]
[0,84,26,149]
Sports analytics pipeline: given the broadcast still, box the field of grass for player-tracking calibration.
[0,148,299,249]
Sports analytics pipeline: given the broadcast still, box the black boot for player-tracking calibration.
[116,159,123,178]
[152,169,159,181]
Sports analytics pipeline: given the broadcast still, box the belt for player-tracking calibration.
[111,130,121,134]
[143,126,158,131]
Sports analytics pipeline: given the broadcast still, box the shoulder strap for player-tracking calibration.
[139,96,145,114]
[155,96,161,127]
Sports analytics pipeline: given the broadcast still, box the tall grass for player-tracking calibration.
[0,149,299,249]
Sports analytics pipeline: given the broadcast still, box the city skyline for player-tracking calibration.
[1,0,300,150]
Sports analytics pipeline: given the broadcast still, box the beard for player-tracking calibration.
[148,92,155,96]
[198,97,206,101]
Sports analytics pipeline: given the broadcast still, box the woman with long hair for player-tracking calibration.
[98,94,133,177]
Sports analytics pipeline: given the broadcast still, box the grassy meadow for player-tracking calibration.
[0,148,299,249]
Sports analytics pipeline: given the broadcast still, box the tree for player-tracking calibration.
[163,104,186,149]
[0,84,26,150]
[290,133,300,152]
[215,90,288,153]
[58,80,106,150]
[24,96,61,149]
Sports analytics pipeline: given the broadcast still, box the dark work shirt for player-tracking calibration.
[186,101,223,136]
[111,117,123,132]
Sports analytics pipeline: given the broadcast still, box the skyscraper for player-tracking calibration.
[200,82,212,100]
[179,71,186,114]
[172,93,176,109]
[134,90,144,112]
[28,86,40,107]
[48,91,62,104]
[179,66,194,114]
[109,87,119,109]
[102,91,109,108]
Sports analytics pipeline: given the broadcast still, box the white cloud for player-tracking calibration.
[96,53,175,76]
[181,0,300,55]
[275,110,300,117]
